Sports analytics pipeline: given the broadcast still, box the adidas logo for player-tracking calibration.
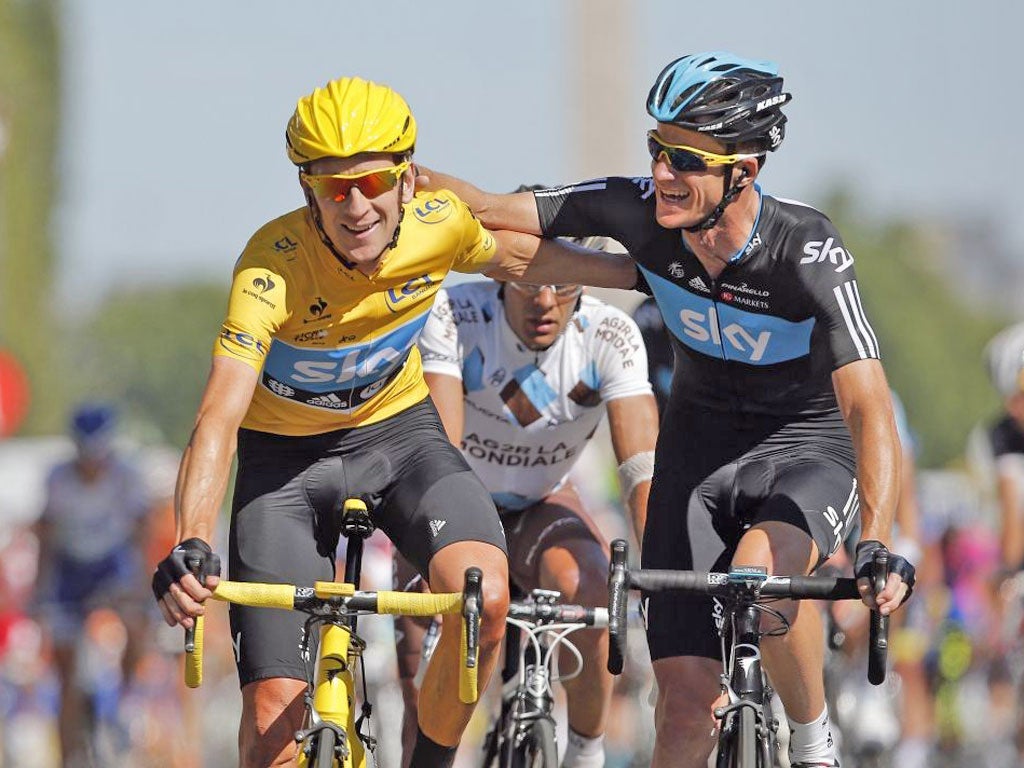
[688,276,710,292]
[429,519,447,537]
[307,393,344,409]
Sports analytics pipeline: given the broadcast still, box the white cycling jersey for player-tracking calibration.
[418,282,652,510]
[41,456,149,562]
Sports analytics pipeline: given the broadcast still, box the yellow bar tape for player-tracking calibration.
[211,580,296,609]
[184,615,204,689]
[459,612,479,704]
[375,590,463,616]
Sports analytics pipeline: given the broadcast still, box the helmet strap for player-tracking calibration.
[684,144,746,233]
[301,175,406,270]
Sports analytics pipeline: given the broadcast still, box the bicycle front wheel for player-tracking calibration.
[513,718,557,768]
[313,728,337,768]
[736,706,758,768]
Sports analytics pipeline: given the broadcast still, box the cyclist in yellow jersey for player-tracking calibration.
[150,77,635,768]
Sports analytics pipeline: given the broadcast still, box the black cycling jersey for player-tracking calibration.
[536,178,881,422]
[632,296,674,418]
[990,414,1024,458]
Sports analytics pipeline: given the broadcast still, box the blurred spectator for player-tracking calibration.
[32,403,151,765]
[982,322,1024,575]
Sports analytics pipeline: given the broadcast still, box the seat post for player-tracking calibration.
[340,498,375,589]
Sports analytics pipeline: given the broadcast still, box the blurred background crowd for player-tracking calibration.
[2,1,1023,766]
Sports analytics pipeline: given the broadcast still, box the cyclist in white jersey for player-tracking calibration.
[395,241,659,768]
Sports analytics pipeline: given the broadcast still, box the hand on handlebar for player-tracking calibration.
[151,537,222,629]
[854,539,915,615]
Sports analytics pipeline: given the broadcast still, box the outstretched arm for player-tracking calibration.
[485,230,638,289]
[418,166,541,234]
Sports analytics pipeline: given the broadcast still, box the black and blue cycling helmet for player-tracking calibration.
[70,402,117,458]
[647,51,791,151]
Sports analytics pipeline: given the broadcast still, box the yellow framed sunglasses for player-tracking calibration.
[646,131,759,172]
[301,161,411,202]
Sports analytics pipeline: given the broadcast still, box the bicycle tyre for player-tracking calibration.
[513,718,557,768]
[736,706,758,768]
[313,728,337,768]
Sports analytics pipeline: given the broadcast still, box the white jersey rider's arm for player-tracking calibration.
[424,372,464,447]
[606,394,660,543]
[833,358,907,612]
[417,166,541,234]
[485,231,637,290]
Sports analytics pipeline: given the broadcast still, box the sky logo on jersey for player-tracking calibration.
[642,267,814,365]
[262,310,429,392]
[413,197,454,224]
[800,237,854,272]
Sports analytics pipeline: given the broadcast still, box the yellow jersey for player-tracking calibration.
[214,190,497,435]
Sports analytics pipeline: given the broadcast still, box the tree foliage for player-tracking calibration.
[825,190,1009,467]
[0,0,61,433]
[65,282,228,448]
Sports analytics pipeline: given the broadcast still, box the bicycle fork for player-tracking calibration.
[715,604,777,767]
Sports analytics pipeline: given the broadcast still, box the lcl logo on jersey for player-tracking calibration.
[413,197,454,224]
[800,237,853,273]
[386,274,434,312]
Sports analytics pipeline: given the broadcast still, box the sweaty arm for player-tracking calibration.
[833,358,906,612]
[158,356,257,628]
[606,394,659,542]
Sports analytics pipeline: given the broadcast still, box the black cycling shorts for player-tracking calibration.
[228,397,507,686]
[643,408,858,662]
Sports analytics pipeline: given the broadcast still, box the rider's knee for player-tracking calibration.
[480,574,510,649]
[539,541,607,605]
[239,679,305,766]
[654,683,717,740]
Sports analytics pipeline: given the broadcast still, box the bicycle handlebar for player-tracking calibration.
[606,539,889,684]
[868,550,888,685]
[507,601,609,628]
[184,572,480,702]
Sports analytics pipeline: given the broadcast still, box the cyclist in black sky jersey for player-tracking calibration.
[420,51,916,768]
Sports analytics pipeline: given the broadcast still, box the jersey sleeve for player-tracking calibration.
[790,219,882,369]
[534,176,655,252]
[213,256,289,371]
[417,288,464,379]
[448,194,499,274]
[590,306,653,402]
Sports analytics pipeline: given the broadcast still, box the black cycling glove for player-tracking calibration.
[854,539,916,604]
[151,537,221,602]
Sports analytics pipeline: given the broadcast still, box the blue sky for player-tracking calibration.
[57,1,1020,309]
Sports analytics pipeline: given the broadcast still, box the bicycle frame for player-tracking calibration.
[184,499,481,768]
[607,539,890,768]
[482,589,608,768]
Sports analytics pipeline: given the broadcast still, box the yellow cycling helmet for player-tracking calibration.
[285,76,417,166]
